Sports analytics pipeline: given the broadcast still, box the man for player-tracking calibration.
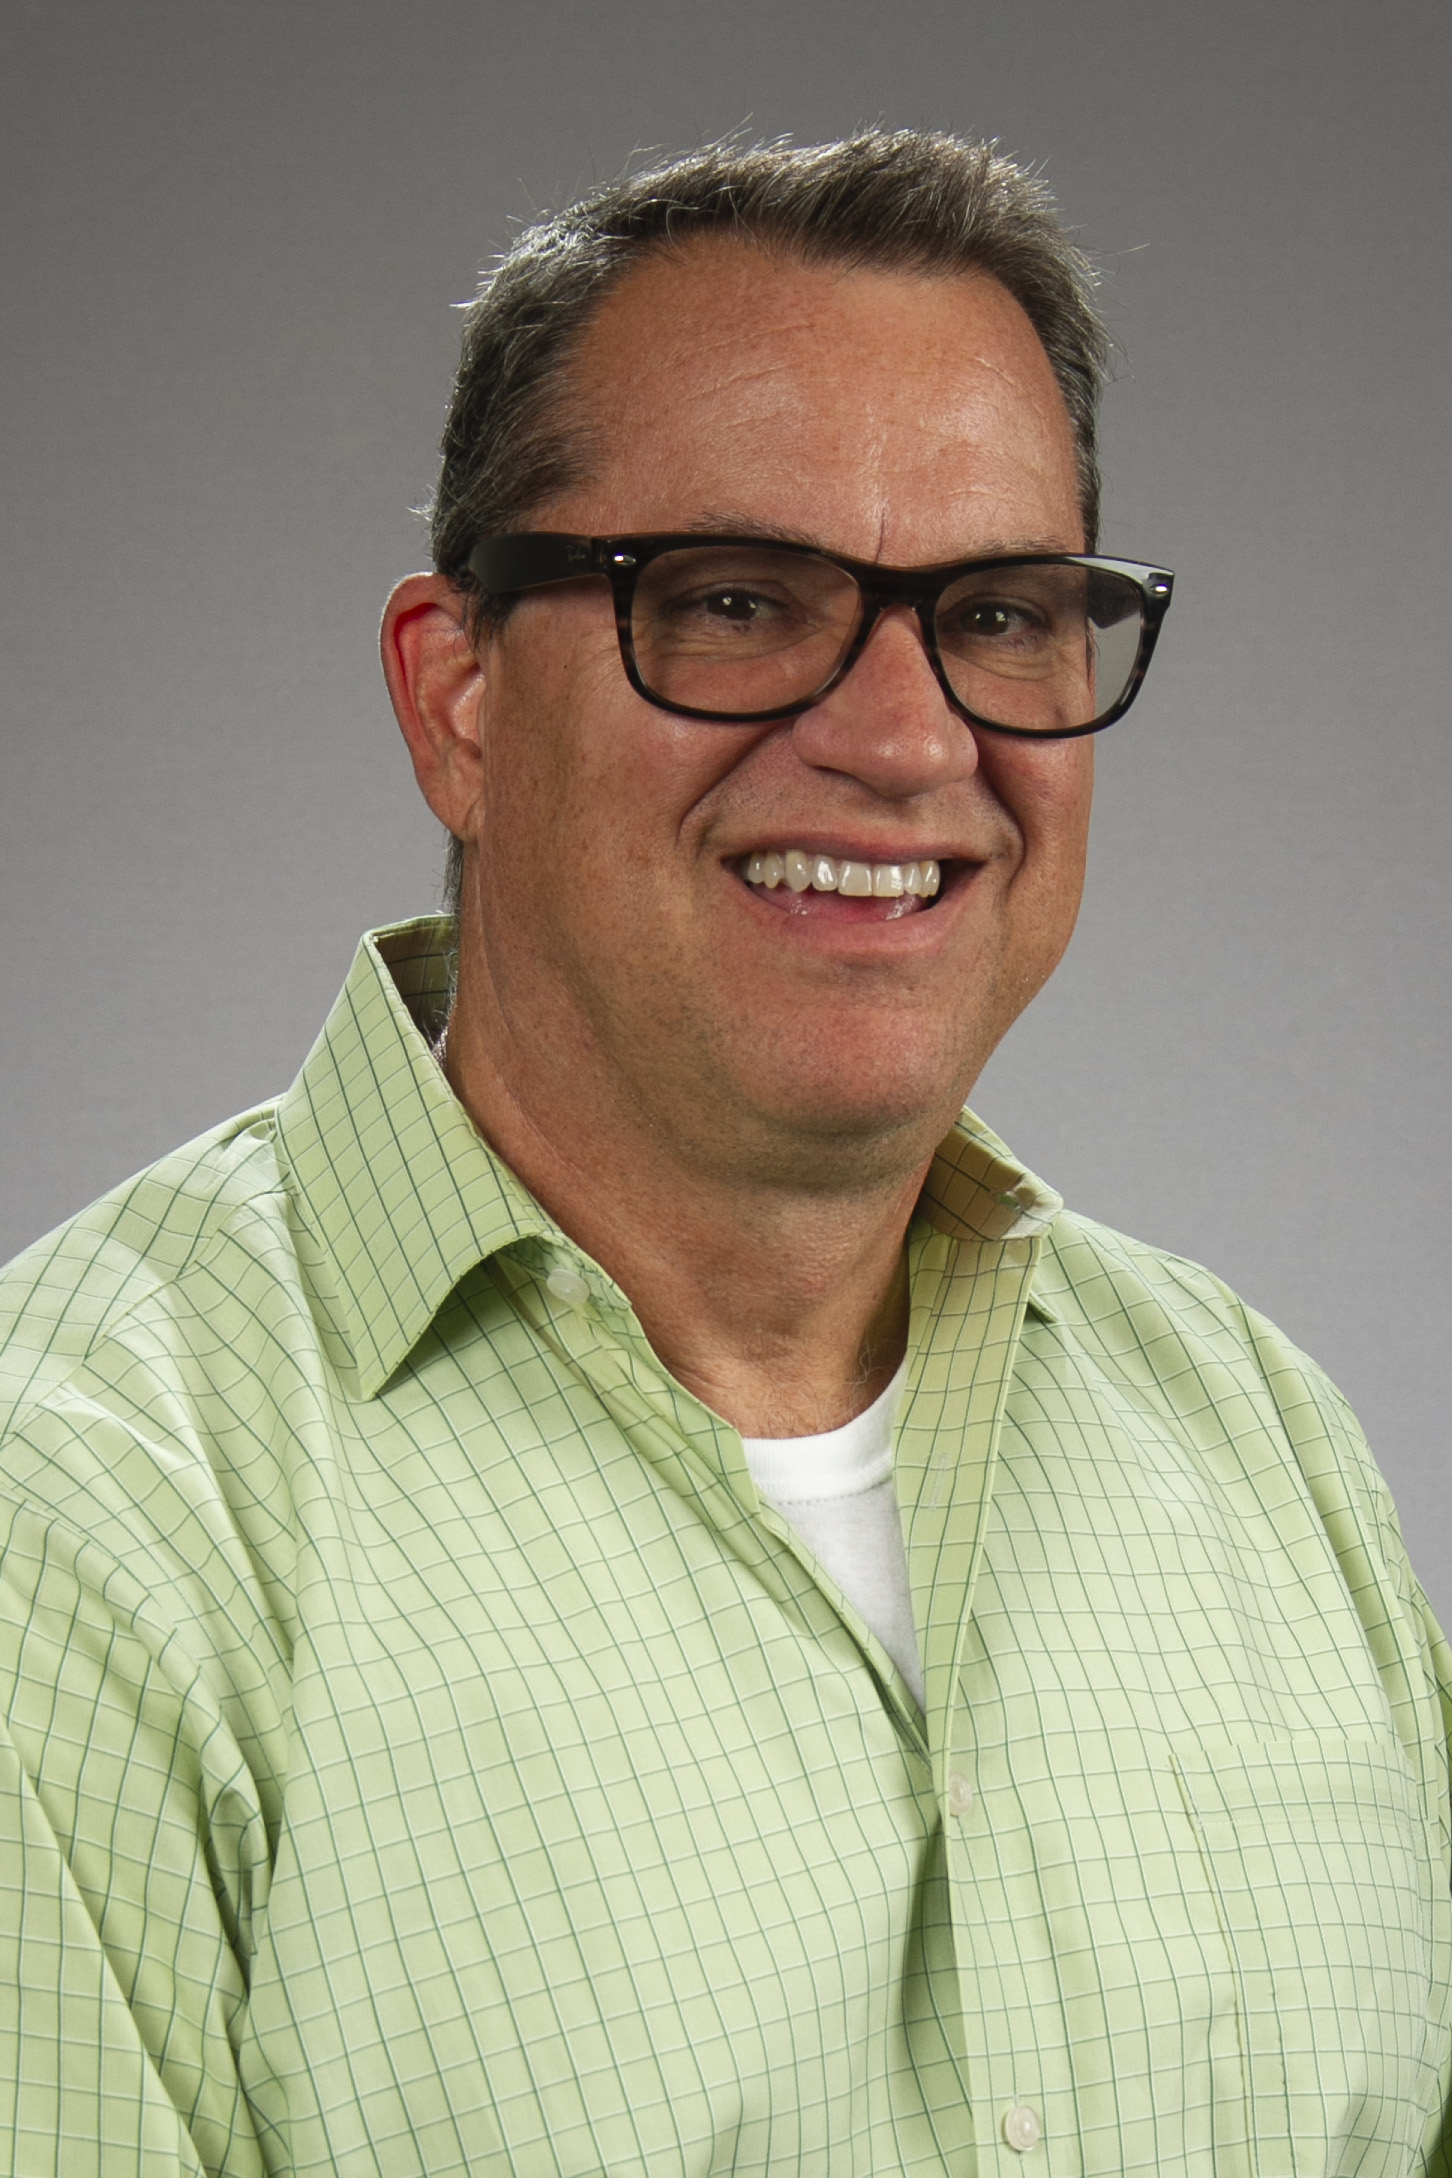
[0,131,1447,2177]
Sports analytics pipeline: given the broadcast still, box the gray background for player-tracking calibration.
[3,2,1449,1606]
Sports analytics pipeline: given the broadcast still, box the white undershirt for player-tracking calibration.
[741,1360,923,1709]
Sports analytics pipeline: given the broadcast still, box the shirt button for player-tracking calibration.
[1003,2105,1042,2153]
[546,1268,591,1307]
[947,1770,974,1816]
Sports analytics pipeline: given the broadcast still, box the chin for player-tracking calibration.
[748,1058,971,1166]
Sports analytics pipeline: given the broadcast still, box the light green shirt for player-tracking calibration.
[1,918,1449,2178]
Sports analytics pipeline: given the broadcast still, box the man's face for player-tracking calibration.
[465,241,1093,1186]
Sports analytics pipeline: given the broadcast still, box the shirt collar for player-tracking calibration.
[278,918,1063,1397]
[916,1110,1062,1246]
[276,918,550,1395]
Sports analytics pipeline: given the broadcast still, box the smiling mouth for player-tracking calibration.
[740,847,947,920]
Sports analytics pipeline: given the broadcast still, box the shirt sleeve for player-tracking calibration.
[1408,1572,1452,2178]
[1240,1296,1452,2175]
[0,1496,273,2178]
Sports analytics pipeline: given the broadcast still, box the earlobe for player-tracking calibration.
[380,573,488,835]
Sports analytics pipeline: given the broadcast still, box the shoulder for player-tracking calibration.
[0,1106,308,1697]
[1021,1207,1452,1940]
[1039,1206,1341,1387]
[1036,1204,1370,1467]
[0,1106,290,1437]
[1035,1205,1446,1680]
[1041,1203,1268,1337]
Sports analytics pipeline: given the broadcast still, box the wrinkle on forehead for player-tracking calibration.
[681,509,1077,567]
[548,239,1084,560]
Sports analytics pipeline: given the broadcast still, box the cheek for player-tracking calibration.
[996,740,1093,955]
[476,640,615,861]
[1014,739,1093,865]
[475,677,730,925]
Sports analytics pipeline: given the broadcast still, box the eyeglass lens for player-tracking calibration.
[630,545,1144,730]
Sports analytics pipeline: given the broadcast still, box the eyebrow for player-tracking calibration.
[677,513,1082,561]
[681,512,822,546]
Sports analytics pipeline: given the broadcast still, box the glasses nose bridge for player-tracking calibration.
[841,567,944,683]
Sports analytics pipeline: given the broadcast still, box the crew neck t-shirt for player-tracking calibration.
[741,1360,923,1708]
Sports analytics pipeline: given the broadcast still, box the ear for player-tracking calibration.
[380,574,487,839]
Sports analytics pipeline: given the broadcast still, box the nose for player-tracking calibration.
[787,605,980,799]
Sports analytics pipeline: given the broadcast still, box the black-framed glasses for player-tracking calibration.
[467,532,1174,738]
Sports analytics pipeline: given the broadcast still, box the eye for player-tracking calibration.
[937,594,1048,651]
[653,579,803,640]
[960,600,1040,639]
[634,547,858,665]
[695,586,779,623]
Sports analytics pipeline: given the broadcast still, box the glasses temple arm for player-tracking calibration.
[466,534,600,593]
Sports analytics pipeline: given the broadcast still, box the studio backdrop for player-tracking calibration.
[3,0,1449,1608]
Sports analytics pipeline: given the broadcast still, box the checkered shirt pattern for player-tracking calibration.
[1,918,1449,2176]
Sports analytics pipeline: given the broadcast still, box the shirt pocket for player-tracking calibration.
[1170,1729,1441,2178]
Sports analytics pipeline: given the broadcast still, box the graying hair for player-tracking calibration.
[429,130,1109,918]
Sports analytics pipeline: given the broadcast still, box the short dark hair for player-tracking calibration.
[429,130,1109,915]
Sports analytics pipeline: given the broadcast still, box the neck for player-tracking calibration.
[441,960,934,1441]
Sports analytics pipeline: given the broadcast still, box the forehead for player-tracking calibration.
[556,239,1084,558]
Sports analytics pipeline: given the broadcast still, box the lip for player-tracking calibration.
[728,850,983,947]
[729,838,963,868]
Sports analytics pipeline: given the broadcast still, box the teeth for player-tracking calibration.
[904,861,941,896]
[745,850,941,898]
